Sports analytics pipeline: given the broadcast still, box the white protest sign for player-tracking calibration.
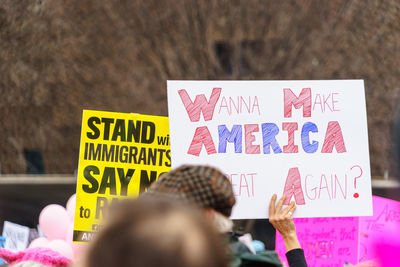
[2,221,30,251]
[167,80,372,219]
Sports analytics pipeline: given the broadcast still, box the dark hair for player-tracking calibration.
[84,198,229,267]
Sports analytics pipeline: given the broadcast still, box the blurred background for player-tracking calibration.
[0,0,399,235]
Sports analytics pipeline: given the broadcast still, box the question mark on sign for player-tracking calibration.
[350,165,363,198]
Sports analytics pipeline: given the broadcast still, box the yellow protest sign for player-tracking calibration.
[73,110,170,242]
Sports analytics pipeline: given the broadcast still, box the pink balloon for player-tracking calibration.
[39,204,70,240]
[29,237,50,248]
[48,239,74,259]
[65,222,74,243]
[66,194,76,221]
[65,222,87,259]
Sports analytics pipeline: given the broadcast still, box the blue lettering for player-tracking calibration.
[218,125,242,153]
[301,122,319,153]
[261,123,282,154]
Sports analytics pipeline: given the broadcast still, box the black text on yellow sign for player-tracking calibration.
[73,110,170,242]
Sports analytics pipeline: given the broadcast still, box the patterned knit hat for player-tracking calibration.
[146,165,235,217]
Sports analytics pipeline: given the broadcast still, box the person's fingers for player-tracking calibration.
[276,195,286,214]
[269,194,277,216]
[289,202,296,213]
[286,202,297,217]
[282,201,295,215]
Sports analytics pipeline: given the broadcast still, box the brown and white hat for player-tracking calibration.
[145,165,235,217]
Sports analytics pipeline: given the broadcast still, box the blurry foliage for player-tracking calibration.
[0,0,399,176]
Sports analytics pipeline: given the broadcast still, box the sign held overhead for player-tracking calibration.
[167,80,372,219]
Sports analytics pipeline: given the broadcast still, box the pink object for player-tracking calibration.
[64,222,87,259]
[0,247,70,266]
[48,240,73,260]
[359,196,400,265]
[282,167,305,205]
[66,194,76,222]
[39,204,70,240]
[276,196,400,266]
[374,238,400,267]
[29,237,50,249]
[64,222,73,243]
[276,217,359,267]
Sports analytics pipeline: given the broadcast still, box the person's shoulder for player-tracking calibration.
[228,232,283,267]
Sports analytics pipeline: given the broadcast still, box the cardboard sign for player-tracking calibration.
[74,110,170,242]
[2,221,30,251]
[276,217,359,267]
[359,196,400,262]
[167,80,372,219]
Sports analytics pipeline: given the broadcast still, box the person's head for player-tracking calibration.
[145,165,236,232]
[82,198,229,267]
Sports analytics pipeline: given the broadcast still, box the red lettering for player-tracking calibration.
[239,174,250,197]
[252,96,261,115]
[323,94,333,112]
[187,126,216,156]
[218,97,229,115]
[305,175,317,200]
[228,173,256,197]
[230,96,240,114]
[282,167,306,205]
[230,174,238,197]
[313,93,323,112]
[178,88,221,122]
[334,174,347,199]
[248,173,256,197]
[332,93,340,111]
[282,122,298,153]
[321,121,346,153]
[284,88,311,118]
[318,174,331,200]
[240,96,251,113]
[244,124,260,154]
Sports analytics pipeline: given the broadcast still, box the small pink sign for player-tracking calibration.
[359,196,400,262]
[275,196,400,266]
[276,217,359,267]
